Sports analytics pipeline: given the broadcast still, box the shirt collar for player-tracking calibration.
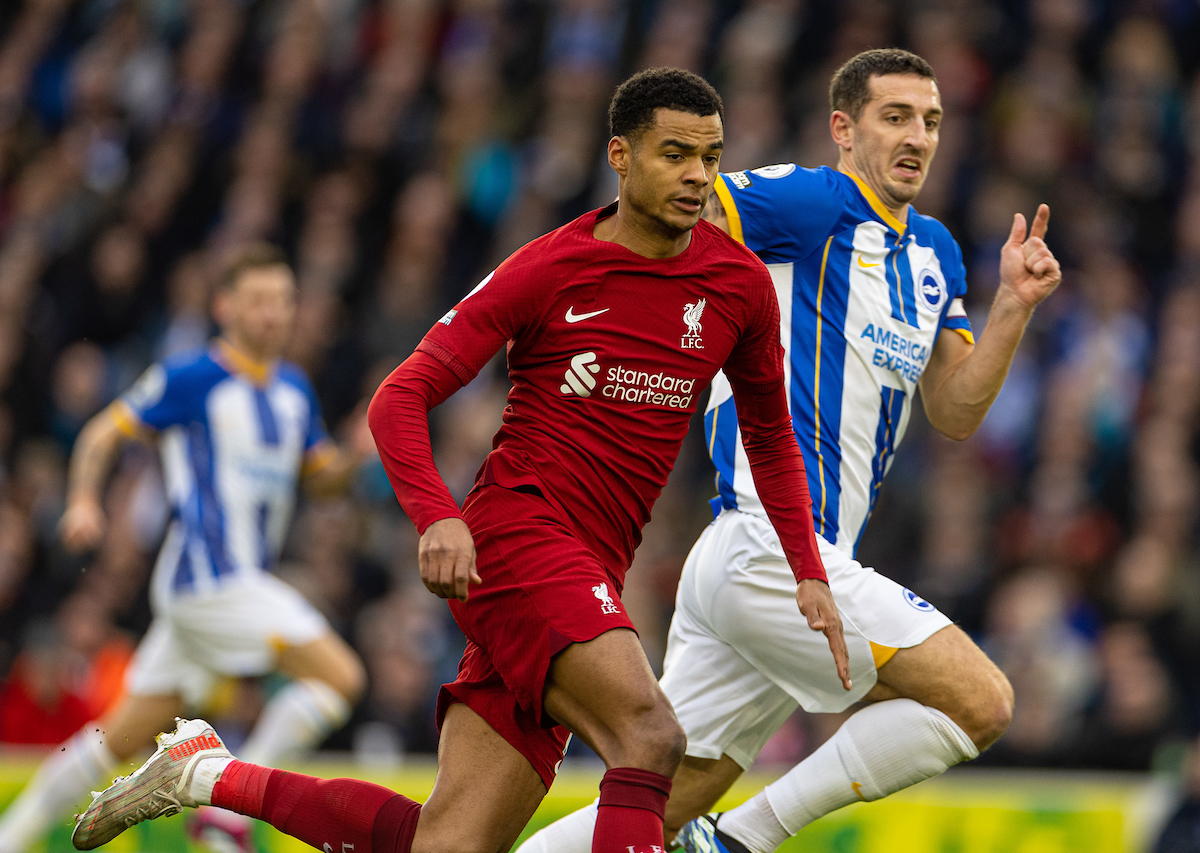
[213,338,275,386]
[843,169,908,236]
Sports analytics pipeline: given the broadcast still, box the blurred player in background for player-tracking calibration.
[70,68,851,853]
[519,47,1060,853]
[0,244,368,853]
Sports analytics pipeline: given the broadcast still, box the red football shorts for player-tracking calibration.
[435,485,636,789]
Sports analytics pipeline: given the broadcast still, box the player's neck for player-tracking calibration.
[217,336,277,382]
[594,202,693,259]
[838,162,910,229]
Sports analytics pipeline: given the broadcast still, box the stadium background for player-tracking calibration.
[0,0,1199,850]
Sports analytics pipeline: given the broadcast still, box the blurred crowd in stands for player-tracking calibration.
[0,0,1198,785]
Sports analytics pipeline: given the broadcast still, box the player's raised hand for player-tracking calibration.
[418,516,481,602]
[795,578,852,691]
[60,495,107,553]
[999,204,1061,309]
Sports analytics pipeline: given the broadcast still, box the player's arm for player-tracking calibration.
[301,406,376,498]
[59,403,143,552]
[370,260,541,601]
[726,272,851,690]
[920,205,1061,440]
[368,352,480,602]
[729,375,852,691]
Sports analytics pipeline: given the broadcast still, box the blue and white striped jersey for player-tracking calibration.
[113,340,333,604]
[706,164,974,557]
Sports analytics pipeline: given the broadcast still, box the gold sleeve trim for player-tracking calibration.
[713,175,745,245]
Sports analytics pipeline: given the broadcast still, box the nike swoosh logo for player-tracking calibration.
[857,255,880,268]
[851,782,867,801]
[565,307,610,323]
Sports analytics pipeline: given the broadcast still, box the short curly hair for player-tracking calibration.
[608,67,724,140]
[829,49,937,121]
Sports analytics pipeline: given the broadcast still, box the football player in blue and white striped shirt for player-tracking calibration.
[518,48,1061,853]
[0,245,368,853]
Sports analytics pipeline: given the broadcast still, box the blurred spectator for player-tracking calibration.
[0,621,91,746]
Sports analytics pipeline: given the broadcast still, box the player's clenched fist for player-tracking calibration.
[60,495,107,553]
[795,578,853,691]
[418,517,481,602]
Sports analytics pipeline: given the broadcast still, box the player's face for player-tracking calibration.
[622,109,724,235]
[220,265,297,359]
[845,74,942,209]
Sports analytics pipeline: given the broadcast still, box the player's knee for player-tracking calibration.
[332,652,367,705]
[979,670,1015,748]
[960,669,1014,750]
[622,703,686,772]
[310,641,367,705]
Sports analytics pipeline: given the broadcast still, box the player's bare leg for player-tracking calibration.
[543,628,686,774]
[76,628,682,853]
[100,693,190,761]
[518,627,1011,853]
[663,757,742,839]
[410,703,550,853]
[694,626,1008,853]
[863,624,1013,747]
[0,692,182,853]
[541,627,686,853]
[236,631,366,765]
[274,632,366,703]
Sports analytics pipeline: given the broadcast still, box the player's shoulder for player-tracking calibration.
[475,211,596,300]
[159,345,231,387]
[124,346,226,411]
[501,208,601,271]
[696,218,765,265]
[723,163,845,199]
[694,220,773,287]
[908,209,963,257]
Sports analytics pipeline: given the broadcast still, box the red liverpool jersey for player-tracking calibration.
[377,203,824,585]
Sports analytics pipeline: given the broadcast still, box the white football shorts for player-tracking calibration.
[661,508,952,769]
[126,573,330,707]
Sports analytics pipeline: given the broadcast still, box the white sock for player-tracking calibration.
[0,726,117,853]
[714,795,784,853]
[512,799,597,853]
[238,678,351,767]
[188,757,235,806]
[722,700,978,851]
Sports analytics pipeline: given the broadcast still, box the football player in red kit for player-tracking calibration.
[74,68,851,853]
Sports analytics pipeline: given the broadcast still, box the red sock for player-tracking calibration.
[593,767,672,853]
[211,760,421,853]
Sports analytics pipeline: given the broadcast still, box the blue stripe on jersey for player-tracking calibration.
[257,502,273,571]
[173,544,195,593]
[854,385,907,553]
[253,388,281,446]
[188,421,236,579]
[896,242,920,327]
[790,234,851,540]
[706,400,740,516]
[885,242,919,327]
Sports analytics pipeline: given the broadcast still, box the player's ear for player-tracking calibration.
[607,135,632,178]
[830,110,854,152]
